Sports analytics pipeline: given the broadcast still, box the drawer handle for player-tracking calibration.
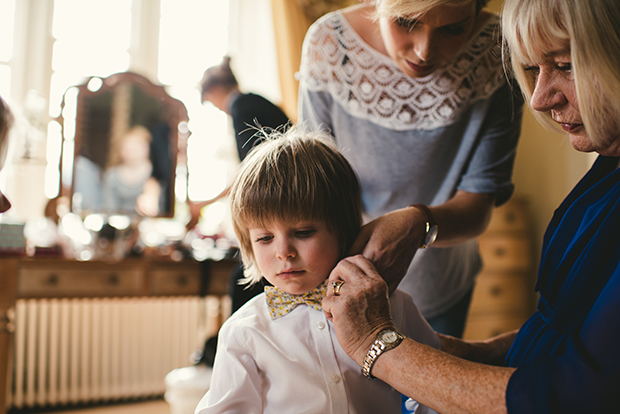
[493,247,506,257]
[176,275,188,287]
[108,274,119,286]
[490,286,503,297]
[46,274,59,286]
[504,212,517,224]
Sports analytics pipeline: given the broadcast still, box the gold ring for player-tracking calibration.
[332,281,345,296]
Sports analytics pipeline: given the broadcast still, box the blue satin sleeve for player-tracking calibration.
[506,265,620,413]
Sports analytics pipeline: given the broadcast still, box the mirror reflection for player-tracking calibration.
[60,72,189,218]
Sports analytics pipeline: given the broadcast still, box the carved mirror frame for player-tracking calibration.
[55,72,189,219]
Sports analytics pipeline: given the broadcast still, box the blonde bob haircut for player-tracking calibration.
[229,125,362,285]
[502,0,620,149]
[369,0,489,18]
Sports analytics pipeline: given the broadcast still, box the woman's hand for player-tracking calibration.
[349,192,496,293]
[323,255,396,364]
[349,206,426,293]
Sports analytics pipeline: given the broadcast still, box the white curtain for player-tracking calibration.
[227,0,283,110]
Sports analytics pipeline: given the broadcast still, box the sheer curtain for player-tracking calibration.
[228,0,283,112]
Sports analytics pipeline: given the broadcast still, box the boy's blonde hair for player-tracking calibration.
[229,125,362,285]
[369,0,489,18]
[502,0,620,149]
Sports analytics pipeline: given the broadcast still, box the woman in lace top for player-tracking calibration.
[298,0,524,337]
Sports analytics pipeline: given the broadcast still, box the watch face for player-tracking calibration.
[426,225,438,246]
[382,331,398,344]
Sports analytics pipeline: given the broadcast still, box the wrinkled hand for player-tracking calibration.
[349,207,425,292]
[323,255,396,364]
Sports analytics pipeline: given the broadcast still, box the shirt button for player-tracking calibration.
[316,321,325,330]
[331,374,341,383]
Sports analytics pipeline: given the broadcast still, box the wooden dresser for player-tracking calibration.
[463,197,537,340]
[0,257,235,414]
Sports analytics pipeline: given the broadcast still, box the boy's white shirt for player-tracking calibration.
[195,288,441,414]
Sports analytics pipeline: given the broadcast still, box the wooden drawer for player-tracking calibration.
[202,259,236,296]
[17,265,144,298]
[149,262,201,296]
[478,235,531,272]
[463,313,529,341]
[469,273,530,315]
[486,198,529,234]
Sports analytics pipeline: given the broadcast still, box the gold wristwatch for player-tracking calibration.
[361,329,405,379]
[410,204,438,249]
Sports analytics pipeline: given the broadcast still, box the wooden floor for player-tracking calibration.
[11,399,171,414]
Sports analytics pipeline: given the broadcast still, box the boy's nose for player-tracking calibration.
[276,240,296,260]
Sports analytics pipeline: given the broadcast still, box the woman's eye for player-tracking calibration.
[442,26,466,36]
[556,62,572,72]
[395,17,416,30]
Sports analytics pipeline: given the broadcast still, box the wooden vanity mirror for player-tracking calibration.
[56,72,189,218]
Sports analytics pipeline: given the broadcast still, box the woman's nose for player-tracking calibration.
[530,71,567,113]
[414,30,434,62]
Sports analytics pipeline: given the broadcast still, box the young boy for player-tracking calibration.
[195,126,440,414]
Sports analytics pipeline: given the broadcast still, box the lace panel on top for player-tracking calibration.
[300,12,506,131]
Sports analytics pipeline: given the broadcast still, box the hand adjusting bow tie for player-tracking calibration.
[264,279,328,320]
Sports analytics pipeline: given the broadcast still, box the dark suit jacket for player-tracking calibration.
[229,93,290,161]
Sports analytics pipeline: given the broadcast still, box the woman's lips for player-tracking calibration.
[559,122,582,132]
[406,59,434,74]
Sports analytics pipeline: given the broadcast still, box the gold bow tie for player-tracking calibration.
[264,279,328,320]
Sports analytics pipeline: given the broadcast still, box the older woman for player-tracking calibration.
[322,0,620,413]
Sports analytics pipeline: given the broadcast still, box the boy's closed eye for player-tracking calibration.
[255,235,274,243]
[295,228,317,238]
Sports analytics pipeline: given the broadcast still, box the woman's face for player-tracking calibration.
[379,2,479,78]
[526,49,620,156]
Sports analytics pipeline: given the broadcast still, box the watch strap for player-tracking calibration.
[361,329,404,379]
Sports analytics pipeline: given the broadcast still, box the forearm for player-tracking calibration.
[429,190,495,247]
[370,338,514,414]
[438,330,518,366]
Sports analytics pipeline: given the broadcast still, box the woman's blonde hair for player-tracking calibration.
[229,125,362,285]
[369,0,488,18]
[502,0,620,149]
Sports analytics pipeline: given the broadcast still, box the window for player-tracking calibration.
[42,1,237,217]
[0,0,15,97]
[4,0,277,228]
[158,0,237,206]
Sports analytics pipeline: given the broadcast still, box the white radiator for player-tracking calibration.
[7,296,229,410]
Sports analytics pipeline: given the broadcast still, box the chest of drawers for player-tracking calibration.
[463,197,537,340]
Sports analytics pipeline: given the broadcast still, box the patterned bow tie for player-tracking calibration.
[264,279,328,320]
